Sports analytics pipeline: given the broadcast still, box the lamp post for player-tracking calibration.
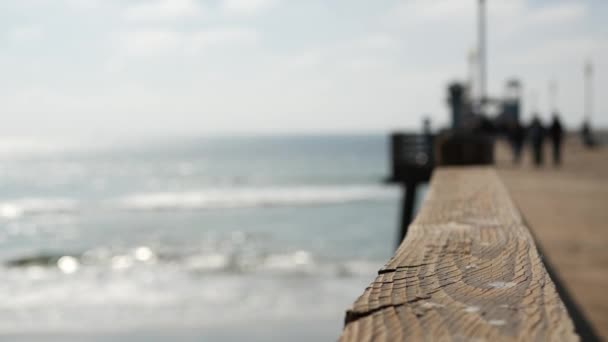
[468,49,477,99]
[549,80,558,114]
[584,60,593,124]
[478,0,487,111]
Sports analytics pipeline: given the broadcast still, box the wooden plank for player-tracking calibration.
[341,167,578,341]
[496,139,606,341]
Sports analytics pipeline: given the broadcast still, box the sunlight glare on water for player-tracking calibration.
[0,135,405,341]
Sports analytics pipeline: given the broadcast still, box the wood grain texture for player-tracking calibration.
[340,167,578,341]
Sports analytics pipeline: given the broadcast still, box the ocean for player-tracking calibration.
[0,134,418,341]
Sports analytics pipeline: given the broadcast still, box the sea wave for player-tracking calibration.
[0,246,377,334]
[0,198,78,219]
[0,185,399,219]
[116,185,399,211]
[4,247,381,280]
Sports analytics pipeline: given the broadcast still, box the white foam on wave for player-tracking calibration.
[0,266,369,334]
[0,138,66,158]
[6,245,381,279]
[0,198,79,219]
[0,243,382,334]
[117,185,399,211]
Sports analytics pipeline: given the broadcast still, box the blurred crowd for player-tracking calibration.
[505,114,564,167]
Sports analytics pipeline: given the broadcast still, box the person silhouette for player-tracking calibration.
[507,120,525,165]
[581,120,596,148]
[529,116,545,167]
[549,114,564,166]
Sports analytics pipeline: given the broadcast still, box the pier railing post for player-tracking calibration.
[398,181,417,246]
[386,133,434,246]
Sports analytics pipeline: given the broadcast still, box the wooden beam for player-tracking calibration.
[341,167,578,341]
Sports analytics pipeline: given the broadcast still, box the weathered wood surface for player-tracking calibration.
[496,139,608,340]
[340,167,578,341]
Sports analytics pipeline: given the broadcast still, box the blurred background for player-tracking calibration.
[0,0,606,341]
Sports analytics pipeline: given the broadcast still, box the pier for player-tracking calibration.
[340,137,606,341]
[497,137,608,339]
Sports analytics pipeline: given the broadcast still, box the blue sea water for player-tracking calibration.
[0,134,414,341]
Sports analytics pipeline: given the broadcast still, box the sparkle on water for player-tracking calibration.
[57,256,79,274]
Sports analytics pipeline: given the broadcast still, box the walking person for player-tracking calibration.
[529,116,545,167]
[507,120,525,165]
[549,114,564,166]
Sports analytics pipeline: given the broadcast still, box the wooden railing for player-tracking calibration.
[340,167,578,341]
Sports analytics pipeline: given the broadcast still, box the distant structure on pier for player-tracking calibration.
[499,79,522,123]
[446,0,523,132]
[447,78,522,133]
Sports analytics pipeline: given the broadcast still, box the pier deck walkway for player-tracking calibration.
[497,137,608,339]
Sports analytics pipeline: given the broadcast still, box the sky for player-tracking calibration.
[0,0,606,140]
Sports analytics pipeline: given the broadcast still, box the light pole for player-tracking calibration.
[478,0,487,110]
[468,49,477,98]
[584,60,593,125]
[529,90,538,115]
[549,79,558,114]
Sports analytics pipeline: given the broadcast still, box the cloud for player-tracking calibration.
[63,0,100,10]
[507,37,597,67]
[355,34,400,51]
[1,0,605,137]
[385,0,473,26]
[281,50,324,69]
[117,27,258,58]
[221,0,278,15]
[384,0,586,36]
[124,0,203,22]
[490,1,587,40]
[121,30,182,56]
[528,2,587,26]
[187,28,258,52]
[9,26,44,42]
